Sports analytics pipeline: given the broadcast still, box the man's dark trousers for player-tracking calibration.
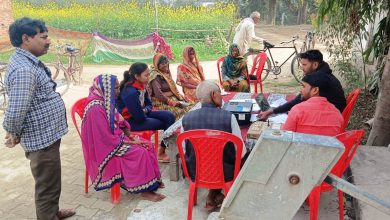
[25,139,61,220]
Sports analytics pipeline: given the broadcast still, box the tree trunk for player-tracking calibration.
[267,0,277,25]
[296,0,308,24]
[367,52,390,146]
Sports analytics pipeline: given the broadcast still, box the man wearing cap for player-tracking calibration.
[282,73,344,136]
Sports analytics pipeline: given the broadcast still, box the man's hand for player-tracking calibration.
[4,133,20,148]
[257,109,273,121]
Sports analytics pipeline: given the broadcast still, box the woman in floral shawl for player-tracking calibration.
[176,46,205,102]
[81,74,165,202]
[147,53,193,119]
[221,44,250,92]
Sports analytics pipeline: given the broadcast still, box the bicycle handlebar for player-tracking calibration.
[54,44,80,55]
[300,29,316,33]
[280,36,298,45]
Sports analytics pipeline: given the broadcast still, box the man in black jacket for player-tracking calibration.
[258,50,346,120]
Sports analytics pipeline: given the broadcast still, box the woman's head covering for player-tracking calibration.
[90,74,118,133]
[152,53,169,73]
[147,53,182,100]
[224,44,247,79]
[180,46,204,79]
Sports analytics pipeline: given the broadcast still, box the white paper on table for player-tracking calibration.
[250,114,259,122]
[269,98,288,108]
[232,92,252,100]
[268,113,288,124]
[252,103,260,111]
[221,91,230,96]
[267,93,287,103]
[229,99,256,103]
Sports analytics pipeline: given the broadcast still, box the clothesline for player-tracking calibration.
[151,28,229,32]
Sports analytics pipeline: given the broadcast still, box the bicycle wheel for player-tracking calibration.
[72,55,83,84]
[247,55,271,82]
[291,56,304,83]
[261,57,272,81]
[0,63,8,110]
[308,37,315,50]
[0,89,7,110]
[50,61,61,80]
[52,67,71,96]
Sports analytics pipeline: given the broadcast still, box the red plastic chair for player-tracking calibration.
[70,97,120,204]
[308,129,364,220]
[341,88,361,131]
[131,130,159,154]
[248,52,267,93]
[216,56,225,87]
[176,129,243,220]
[70,98,159,204]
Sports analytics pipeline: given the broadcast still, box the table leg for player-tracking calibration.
[167,135,180,181]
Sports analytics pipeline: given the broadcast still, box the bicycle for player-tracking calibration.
[245,36,304,83]
[49,44,83,95]
[300,30,316,52]
[0,62,8,110]
[290,30,316,82]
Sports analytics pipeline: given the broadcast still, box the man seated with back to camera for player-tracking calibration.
[282,72,344,136]
[258,50,346,120]
[181,80,247,210]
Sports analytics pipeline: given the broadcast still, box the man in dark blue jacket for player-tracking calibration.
[258,50,346,120]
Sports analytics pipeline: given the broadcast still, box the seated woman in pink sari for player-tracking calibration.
[81,74,165,202]
[176,46,205,102]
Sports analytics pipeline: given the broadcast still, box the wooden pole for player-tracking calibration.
[154,0,159,33]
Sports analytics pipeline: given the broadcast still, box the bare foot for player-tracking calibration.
[157,153,170,163]
[141,192,166,202]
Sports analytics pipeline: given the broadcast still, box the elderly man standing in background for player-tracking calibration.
[233,11,265,56]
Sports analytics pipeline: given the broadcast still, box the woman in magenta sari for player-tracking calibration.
[81,74,165,202]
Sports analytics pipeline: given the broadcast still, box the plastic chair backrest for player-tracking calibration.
[254,52,267,80]
[70,97,88,137]
[177,129,243,188]
[249,53,261,76]
[332,130,364,177]
[216,56,225,87]
[341,88,361,131]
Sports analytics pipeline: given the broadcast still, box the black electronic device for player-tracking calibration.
[255,93,271,112]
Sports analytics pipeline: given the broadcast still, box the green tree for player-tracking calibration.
[317,0,390,146]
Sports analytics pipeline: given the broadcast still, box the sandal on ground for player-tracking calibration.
[57,209,76,219]
[205,201,218,211]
